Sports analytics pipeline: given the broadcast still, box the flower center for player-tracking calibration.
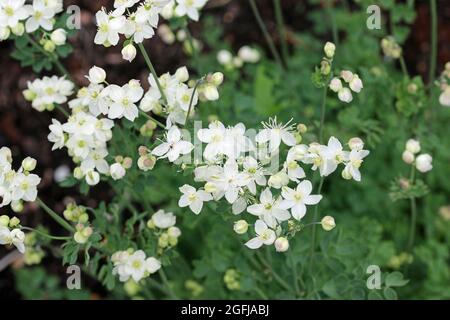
[5,6,14,16]
[132,260,142,269]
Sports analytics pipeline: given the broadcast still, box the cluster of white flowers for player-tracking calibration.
[217,46,261,69]
[0,215,25,253]
[149,117,369,250]
[329,70,363,103]
[160,0,208,21]
[0,0,64,42]
[0,147,41,210]
[23,76,74,112]
[141,67,223,127]
[112,249,161,282]
[47,109,115,186]
[381,36,402,59]
[402,139,433,173]
[94,0,172,49]
[438,62,450,107]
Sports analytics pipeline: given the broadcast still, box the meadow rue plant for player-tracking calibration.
[3,0,446,301]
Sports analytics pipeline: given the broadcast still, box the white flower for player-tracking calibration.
[280,180,322,220]
[256,118,296,152]
[415,154,433,173]
[110,163,126,180]
[245,220,276,249]
[178,184,213,214]
[0,0,29,29]
[267,170,289,189]
[94,9,126,47]
[406,139,421,154]
[50,28,67,46]
[337,87,353,103]
[402,150,415,164]
[0,227,25,253]
[25,76,74,112]
[152,126,194,162]
[87,66,107,84]
[24,0,55,33]
[125,250,159,282]
[107,81,143,121]
[11,173,40,202]
[197,121,228,160]
[48,119,65,150]
[329,77,342,92]
[243,156,266,194]
[210,158,250,204]
[174,0,207,21]
[85,170,100,186]
[152,209,176,229]
[121,43,137,62]
[247,188,290,228]
[342,149,370,181]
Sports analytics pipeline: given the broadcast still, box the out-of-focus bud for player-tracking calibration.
[122,43,137,62]
[402,150,415,164]
[210,72,224,86]
[348,137,364,151]
[233,220,248,234]
[405,139,421,154]
[11,23,25,36]
[274,237,289,252]
[22,157,37,172]
[175,66,189,83]
[321,216,336,231]
[87,66,106,84]
[217,49,233,65]
[51,28,67,46]
[43,40,56,52]
[324,42,335,59]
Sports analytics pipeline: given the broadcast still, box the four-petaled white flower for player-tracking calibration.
[247,188,290,228]
[174,0,207,21]
[0,0,29,28]
[152,126,194,162]
[178,184,212,214]
[94,9,126,46]
[107,82,144,121]
[245,220,276,249]
[25,0,55,32]
[280,180,322,220]
[342,149,370,181]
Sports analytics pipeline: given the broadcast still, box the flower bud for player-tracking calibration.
[233,57,244,68]
[168,226,181,238]
[122,157,133,169]
[238,46,260,63]
[175,66,189,83]
[405,139,421,154]
[43,40,56,52]
[158,233,169,248]
[85,170,100,186]
[122,43,137,62]
[349,75,363,93]
[415,153,433,173]
[329,77,342,92]
[274,237,289,252]
[0,27,10,41]
[210,72,224,86]
[138,146,149,156]
[11,201,24,213]
[402,150,415,164]
[233,220,248,235]
[22,157,37,172]
[202,84,219,101]
[87,66,106,84]
[110,163,126,180]
[297,123,307,134]
[320,60,331,75]
[340,70,354,83]
[73,167,83,180]
[23,89,36,101]
[348,137,364,151]
[337,87,353,103]
[321,216,336,231]
[11,23,25,36]
[9,216,20,228]
[217,49,232,65]
[324,42,335,59]
[0,215,10,227]
[51,28,67,46]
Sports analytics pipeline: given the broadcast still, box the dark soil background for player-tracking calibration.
[0,0,449,299]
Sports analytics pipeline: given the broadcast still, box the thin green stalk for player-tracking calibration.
[159,269,178,299]
[256,251,296,295]
[21,227,71,241]
[399,55,409,78]
[248,0,285,70]
[254,287,269,300]
[184,78,203,125]
[308,177,324,272]
[326,0,339,46]
[428,0,437,86]
[139,110,166,129]
[273,0,289,66]
[55,104,70,117]
[137,42,168,105]
[319,86,328,144]
[36,197,74,232]
[407,166,417,251]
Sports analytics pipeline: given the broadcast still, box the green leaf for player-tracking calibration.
[385,272,409,287]
[383,287,398,300]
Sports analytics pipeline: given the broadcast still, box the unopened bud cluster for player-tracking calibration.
[402,139,433,173]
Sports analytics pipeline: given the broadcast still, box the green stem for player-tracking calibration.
[273,0,289,67]
[36,197,74,233]
[428,0,437,86]
[139,110,166,129]
[55,104,70,117]
[254,287,269,300]
[319,86,328,144]
[21,227,71,241]
[184,78,203,125]
[159,269,178,299]
[137,42,168,105]
[248,0,285,70]
[256,251,296,295]
[326,0,339,46]
[407,165,417,251]
[308,177,325,272]
[399,55,409,78]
